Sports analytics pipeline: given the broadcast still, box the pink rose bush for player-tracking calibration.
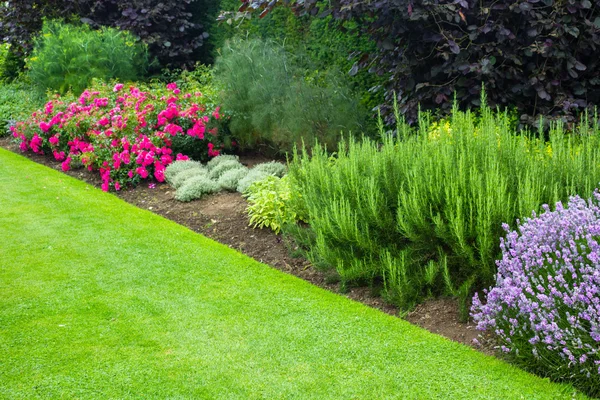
[11,82,225,191]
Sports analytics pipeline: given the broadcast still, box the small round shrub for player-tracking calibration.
[206,154,240,170]
[252,161,286,177]
[165,160,205,184]
[245,175,307,234]
[471,193,600,396]
[218,167,249,191]
[175,175,220,202]
[170,167,208,189]
[208,159,244,180]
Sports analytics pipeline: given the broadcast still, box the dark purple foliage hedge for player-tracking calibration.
[235,0,600,124]
[0,0,210,68]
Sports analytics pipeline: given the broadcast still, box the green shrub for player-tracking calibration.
[208,159,244,180]
[170,167,208,189]
[288,99,600,316]
[165,160,205,184]
[175,175,220,202]
[212,1,384,113]
[0,81,45,135]
[245,175,307,234]
[217,167,249,191]
[27,20,149,94]
[214,38,366,154]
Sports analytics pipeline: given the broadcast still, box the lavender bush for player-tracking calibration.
[471,193,600,396]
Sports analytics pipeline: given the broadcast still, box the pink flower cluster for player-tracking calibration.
[12,82,224,191]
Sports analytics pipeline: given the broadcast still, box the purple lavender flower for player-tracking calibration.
[471,191,600,395]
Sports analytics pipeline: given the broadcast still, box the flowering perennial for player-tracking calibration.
[11,82,223,191]
[471,193,600,395]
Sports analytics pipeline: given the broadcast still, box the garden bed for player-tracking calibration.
[0,136,491,352]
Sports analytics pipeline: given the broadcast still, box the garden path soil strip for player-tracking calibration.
[0,137,493,354]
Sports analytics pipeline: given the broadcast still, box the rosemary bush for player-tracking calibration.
[288,100,600,315]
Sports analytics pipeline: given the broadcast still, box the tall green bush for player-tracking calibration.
[212,0,383,113]
[214,38,366,155]
[288,99,600,316]
[27,20,149,94]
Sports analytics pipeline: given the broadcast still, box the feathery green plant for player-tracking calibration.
[288,97,600,317]
[214,38,366,154]
[27,20,149,94]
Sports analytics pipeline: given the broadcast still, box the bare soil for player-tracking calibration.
[0,136,495,354]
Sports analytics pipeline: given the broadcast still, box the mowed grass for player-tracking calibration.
[0,148,586,399]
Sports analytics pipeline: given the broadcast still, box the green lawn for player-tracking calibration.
[0,147,586,399]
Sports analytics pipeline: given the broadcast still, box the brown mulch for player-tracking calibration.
[0,136,495,354]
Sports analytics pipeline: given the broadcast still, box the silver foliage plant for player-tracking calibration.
[167,155,286,201]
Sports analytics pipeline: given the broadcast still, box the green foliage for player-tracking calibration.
[0,82,45,136]
[245,175,307,234]
[236,162,287,194]
[165,160,205,184]
[217,167,249,191]
[27,20,149,94]
[288,99,600,315]
[174,175,220,202]
[214,38,366,154]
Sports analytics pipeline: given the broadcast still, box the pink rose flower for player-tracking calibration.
[39,121,51,133]
[61,157,71,172]
[136,167,149,179]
